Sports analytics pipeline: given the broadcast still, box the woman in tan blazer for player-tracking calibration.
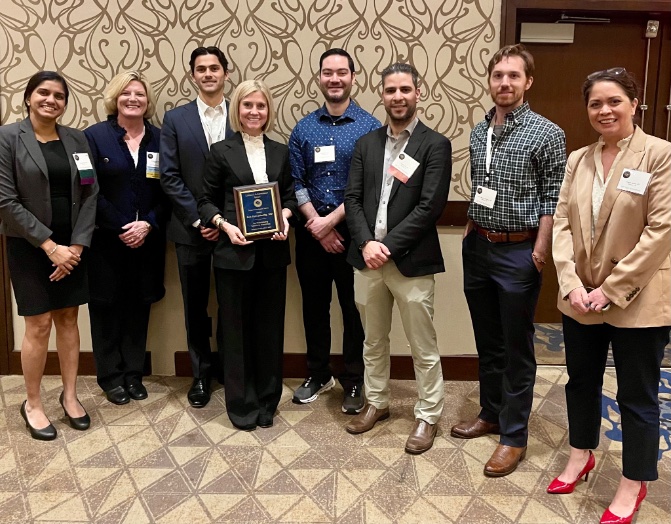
[550,68,671,524]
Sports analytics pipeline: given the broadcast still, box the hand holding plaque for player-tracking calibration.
[233,181,283,240]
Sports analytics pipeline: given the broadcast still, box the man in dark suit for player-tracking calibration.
[160,46,235,407]
[343,63,451,454]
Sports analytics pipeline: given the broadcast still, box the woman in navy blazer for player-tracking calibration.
[198,79,297,430]
[84,71,168,405]
[0,71,98,440]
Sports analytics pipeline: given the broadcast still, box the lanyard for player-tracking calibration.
[485,123,495,174]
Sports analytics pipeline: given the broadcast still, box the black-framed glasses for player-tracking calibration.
[587,67,627,80]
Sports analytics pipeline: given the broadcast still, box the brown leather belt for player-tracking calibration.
[474,225,538,243]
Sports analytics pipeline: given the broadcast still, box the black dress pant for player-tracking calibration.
[175,241,221,380]
[295,224,364,388]
[214,254,286,430]
[90,299,151,391]
[463,231,541,447]
[562,315,668,480]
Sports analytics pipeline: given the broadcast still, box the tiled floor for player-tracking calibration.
[1,369,670,523]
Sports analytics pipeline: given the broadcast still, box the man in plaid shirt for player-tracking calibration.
[451,44,566,476]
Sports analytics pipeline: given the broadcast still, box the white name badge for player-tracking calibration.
[314,145,335,163]
[72,153,93,171]
[389,152,419,183]
[146,152,160,179]
[617,168,652,195]
[473,185,497,208]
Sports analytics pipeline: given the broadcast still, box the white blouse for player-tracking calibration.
[242,133,268,184]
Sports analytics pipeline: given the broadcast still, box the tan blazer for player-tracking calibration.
[553,126,671,327]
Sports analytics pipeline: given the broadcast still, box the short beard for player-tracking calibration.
[320,85,351,105]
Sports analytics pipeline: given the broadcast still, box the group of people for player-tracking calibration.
[0,42,668,524]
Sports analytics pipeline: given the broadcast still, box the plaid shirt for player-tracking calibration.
[467,102,566,231]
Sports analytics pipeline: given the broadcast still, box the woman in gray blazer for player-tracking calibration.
[0,71,98,440]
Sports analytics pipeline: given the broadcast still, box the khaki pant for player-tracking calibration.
[354,262,444,424]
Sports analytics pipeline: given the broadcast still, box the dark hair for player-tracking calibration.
[24,71,70,114]
[582,68,640,105]
[381,62,420,88]
[488,44,534,78]
[319,48,355,73]
[189,46,229,74]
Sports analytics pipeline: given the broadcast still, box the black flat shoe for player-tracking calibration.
[20,401,57,441]
[187,378,210,408]
[59,392,90,430]
[127,383,148,401]
[258,416,274,428]
[105,386,130,405]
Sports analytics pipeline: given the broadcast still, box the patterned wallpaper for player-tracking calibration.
[0,0,500,200]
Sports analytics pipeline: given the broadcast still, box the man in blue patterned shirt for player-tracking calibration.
[451,44,566,476]
[289,49,381,413]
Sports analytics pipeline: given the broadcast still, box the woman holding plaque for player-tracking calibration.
[0,71,98,439]
[550,68,671,524]
[84,71,168,405]
[199,79,297,431]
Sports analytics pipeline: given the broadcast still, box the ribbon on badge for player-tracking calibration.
[73,153,95,185]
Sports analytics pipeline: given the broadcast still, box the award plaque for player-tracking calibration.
[233,181,283,240]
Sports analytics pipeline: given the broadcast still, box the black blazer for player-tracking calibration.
[160,99,234,245]
[0,118,98,248]
[198,132,298,271]
[344,120,452,277]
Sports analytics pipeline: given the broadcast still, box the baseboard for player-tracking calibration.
[9,351,152,376]
[174,351,479,381]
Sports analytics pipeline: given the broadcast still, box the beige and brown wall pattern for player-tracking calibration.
[1,0,500,371]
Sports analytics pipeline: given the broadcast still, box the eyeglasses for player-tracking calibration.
[586,67,627,80]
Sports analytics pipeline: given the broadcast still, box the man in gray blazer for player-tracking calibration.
[160,46,234,408]
[344,63,451,454]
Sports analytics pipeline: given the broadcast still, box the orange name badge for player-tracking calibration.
[389,152,419,183]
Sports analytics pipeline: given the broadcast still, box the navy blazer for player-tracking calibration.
[198,132,298,271]
[0,118,98,247]
[84,117,168,305]
[344,120,452,277]
[160,99,234,245]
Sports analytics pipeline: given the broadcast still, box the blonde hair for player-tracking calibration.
[103,71,156,118]
[229,79,275,134]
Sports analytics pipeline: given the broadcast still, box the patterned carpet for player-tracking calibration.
[0,368,670,523]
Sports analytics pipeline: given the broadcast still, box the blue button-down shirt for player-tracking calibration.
[289,101,381,214]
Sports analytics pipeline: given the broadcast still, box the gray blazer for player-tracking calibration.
[0,118,98,247]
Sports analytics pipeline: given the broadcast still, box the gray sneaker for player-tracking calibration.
[292,376,335,404]
[342,384,365,414]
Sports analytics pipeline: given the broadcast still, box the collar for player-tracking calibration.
[107,115,152,141]
[485,101,530,126]
[317,99,358,123]
[596,131,634,152]
[242,132,265,145]
[387,116,419,139]
[196,95,225,114]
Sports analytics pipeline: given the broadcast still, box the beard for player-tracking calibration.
[319,83,352,104]
[386,104,416,125]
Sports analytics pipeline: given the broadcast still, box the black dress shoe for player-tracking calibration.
[20,401,57,441]
[127,383,148,401]
[105,386,130,405]
[187,378,210,408]
[59,392,90,430]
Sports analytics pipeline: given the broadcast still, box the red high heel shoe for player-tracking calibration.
[599,482,647,524]
[547,450,595,494]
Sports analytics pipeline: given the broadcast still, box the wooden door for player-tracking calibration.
[514,12,671,321]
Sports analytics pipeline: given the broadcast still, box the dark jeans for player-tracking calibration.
[563,315,669,480]
[295,224,364,388]
[463,230,541,447]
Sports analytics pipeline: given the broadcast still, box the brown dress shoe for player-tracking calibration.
[405,419,437,454]
[345,404,390,434]
[450,417,500,439]
[484,444,527,477]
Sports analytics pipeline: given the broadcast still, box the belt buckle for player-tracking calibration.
[485,230,495,243]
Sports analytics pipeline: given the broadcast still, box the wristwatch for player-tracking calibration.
[359,239,372,251]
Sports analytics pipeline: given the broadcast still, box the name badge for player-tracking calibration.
[473,185,497,208]
[314,145,335,163]
[389,152,419,183]
[146,152,160,179]
[73,153,95,185]
[617,168,652,195]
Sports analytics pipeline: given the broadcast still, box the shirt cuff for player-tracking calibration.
[295,188,311,207]
[192,219,201,228]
